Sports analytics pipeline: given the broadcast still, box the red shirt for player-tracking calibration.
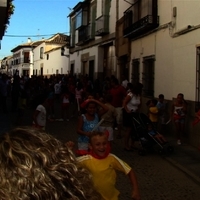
[109,85,126,107]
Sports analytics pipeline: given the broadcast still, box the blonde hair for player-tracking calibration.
[0,127,100,200]
[89,131,107,143]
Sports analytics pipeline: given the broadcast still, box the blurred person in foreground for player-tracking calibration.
[0,127,100,200]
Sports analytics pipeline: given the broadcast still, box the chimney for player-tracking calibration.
[27,38,32,43]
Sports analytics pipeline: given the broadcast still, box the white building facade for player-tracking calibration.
[11,39,42,77]
[33,34,70,77]
[115,0,200,147]
[69,0,129,81]
[10,34,70,77]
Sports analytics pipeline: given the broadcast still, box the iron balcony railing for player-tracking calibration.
[123,0,159,38]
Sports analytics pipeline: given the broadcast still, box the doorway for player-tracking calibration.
[119,55,129,82]
[70,63,74,75]
[89,60,94,81]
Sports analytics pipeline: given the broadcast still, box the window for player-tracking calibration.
[131,59,140,84]
[70,16,76,47]
[24,52,30,63]
[90,3,97,37]
[40,47,44,59]
[196,47,200,110]
[142,55,155,97]
[76,10,82,29]
[46,54,49,60]
[75,7,88,29]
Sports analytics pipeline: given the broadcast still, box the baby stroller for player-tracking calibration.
[131,113,174,156]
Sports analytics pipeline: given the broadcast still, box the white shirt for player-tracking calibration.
[35,104,46,127]
[54,83,61,94]
[122,80,128,89]
[126,92,140,112]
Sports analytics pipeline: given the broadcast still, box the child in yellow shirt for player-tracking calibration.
[77,131,141,200]
[147,99,159,128]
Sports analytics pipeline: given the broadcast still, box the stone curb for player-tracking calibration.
[164,156,200,185]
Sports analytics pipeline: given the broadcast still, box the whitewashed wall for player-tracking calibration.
[130,0,200,101]
[118,0,131,19]
[44,48,69,75]
[33,43,45,75]
[33,43,69,76]
[70,46,98,76]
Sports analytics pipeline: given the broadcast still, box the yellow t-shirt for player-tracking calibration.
[77,154,131,200]
[149,106,158,122]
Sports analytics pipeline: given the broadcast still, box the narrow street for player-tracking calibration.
[47,117,200,200]
[1,99,200,200]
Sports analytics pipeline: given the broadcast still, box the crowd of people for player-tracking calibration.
[0,72,193,144]
[0,71,195,199]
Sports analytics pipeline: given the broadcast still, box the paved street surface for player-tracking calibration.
[1,99,200,200]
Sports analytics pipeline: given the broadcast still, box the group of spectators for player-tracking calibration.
[0,72,189,147]
[0,71,192,199]
[0,72,142,200]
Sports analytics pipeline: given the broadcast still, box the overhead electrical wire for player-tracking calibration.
[4,32,70,38]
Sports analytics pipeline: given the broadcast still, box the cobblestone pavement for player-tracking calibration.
[1,100,200,200]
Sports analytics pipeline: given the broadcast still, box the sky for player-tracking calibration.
[0,0,81,59]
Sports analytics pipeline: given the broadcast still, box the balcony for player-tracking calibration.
[95,15,109,36]
[123,0,159,38]
[77,24,94,46]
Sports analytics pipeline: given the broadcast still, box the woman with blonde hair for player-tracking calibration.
[0,127,100,200]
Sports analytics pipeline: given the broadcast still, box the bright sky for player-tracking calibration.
[0,0,81,59]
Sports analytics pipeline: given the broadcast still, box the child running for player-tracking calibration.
[77,98,108,155]
[77,131,141,200]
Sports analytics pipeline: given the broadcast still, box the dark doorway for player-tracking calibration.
[40,67,43,76]
[70,63,74,75]
[89,60,94,81]
[23,70,29,76]
[119,55,129,82]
